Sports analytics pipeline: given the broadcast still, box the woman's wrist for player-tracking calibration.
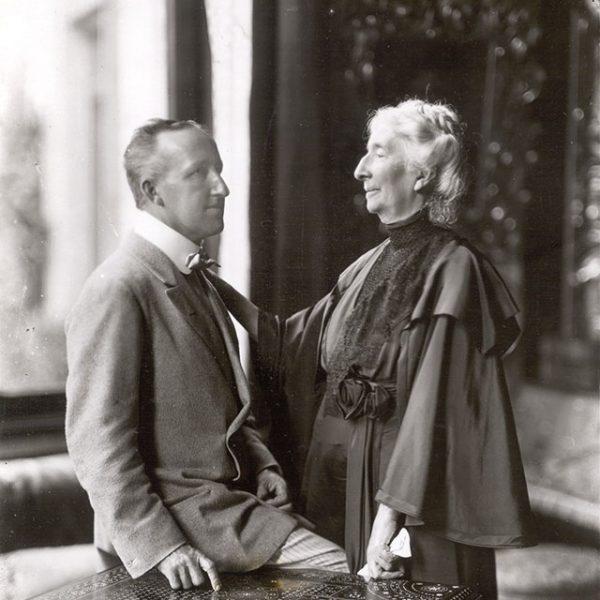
[377,503,401,523]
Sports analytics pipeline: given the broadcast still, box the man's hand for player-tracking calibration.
[256,468,292,511]
[365,505,406,581]
[156,544,221,591]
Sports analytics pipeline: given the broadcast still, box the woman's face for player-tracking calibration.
[354,123,423,223]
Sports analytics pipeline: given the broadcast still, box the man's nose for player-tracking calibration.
[354,155,370,181]
[214,174,230,197]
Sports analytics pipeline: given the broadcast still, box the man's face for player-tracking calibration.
[152,128,230,243]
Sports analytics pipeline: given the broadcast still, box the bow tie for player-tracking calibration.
[185,243,220,272]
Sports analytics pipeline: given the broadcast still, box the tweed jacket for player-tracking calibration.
[65,233,297,578]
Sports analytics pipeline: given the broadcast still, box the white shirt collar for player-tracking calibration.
[134,210,199,274]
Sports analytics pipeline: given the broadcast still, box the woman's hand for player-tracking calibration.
[366,504,407,580]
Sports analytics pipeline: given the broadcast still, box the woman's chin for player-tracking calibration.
[365,202,380,216]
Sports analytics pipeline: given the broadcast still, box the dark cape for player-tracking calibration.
[257,231,535,596]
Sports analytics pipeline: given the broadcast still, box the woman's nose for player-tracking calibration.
[354,155,370,181]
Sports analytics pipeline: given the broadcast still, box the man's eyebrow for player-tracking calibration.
[187,159,208,168]
[182,159,208,173]
[184,158,223,172]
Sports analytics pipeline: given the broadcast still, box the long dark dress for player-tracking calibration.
[257,214,535,597]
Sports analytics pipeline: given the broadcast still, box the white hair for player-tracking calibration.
[367,99,466,226]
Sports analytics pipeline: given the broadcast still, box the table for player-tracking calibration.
[32,566,484,599]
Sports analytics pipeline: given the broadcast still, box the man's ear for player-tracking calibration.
[141,179,164,206]
[414,168,436,192]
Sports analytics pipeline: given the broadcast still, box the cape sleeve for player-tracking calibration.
[256,296,332,468]
[375,243,536,548]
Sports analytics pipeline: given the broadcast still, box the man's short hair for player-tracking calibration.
[123,118,210,207]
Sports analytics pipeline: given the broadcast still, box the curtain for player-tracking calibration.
[250,0,330,317]
[168,0,212,129]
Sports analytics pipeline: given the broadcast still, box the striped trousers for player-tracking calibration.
[265,527,349,573]
[97,527,349,574]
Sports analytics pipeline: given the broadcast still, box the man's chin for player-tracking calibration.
[213,219,225,235]
[201,220,224,240]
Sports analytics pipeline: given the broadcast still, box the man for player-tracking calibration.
[65,119,348,591]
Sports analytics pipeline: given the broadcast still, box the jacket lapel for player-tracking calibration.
[124,233,233,382]
[201,275,252,435]
[165,285,230,371]
[125,233,253,451]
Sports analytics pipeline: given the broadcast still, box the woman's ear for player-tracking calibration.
[414,168,436,192]
[141,179,164,206]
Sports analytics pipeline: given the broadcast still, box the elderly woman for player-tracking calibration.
[208,99,535,597]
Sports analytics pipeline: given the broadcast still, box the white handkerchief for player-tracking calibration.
[357,528,412,581]
[389,527,412,558]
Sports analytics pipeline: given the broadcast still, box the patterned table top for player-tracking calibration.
[33,566,483,600]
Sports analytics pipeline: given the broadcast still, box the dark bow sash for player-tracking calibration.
[335,377,396,422]
[331,376,396,573]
